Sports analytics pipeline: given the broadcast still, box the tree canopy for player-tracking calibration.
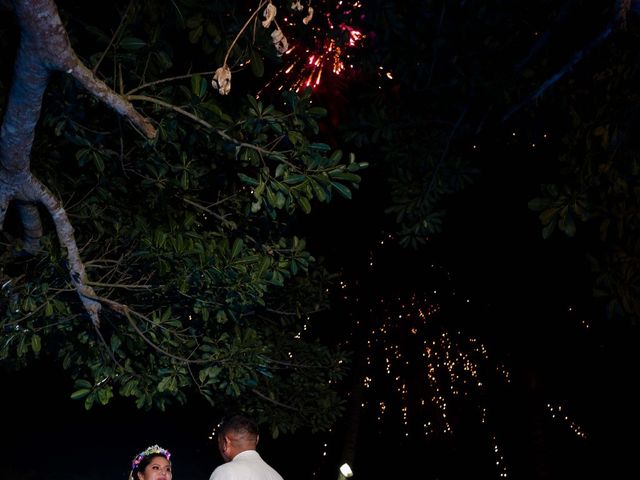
[335,0,640,325]
[0,0,366,435]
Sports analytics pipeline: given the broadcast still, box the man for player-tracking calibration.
[210,414,285,480]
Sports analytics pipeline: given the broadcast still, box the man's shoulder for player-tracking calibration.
[209,462,233,480]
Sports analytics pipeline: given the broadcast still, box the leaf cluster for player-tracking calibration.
[1,0,365,433]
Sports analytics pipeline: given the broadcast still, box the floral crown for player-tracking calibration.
[131,444,171,471]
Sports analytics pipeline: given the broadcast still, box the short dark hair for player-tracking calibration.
[218,414,259,438]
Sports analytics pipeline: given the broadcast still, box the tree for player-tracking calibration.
[336,0,640,325]
[0,0,366,434]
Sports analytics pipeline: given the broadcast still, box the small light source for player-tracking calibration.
[339,463,353,478]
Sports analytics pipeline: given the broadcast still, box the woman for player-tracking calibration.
[128,444,173,480]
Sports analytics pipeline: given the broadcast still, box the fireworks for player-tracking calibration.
[308,228,588,477]
[257,0,364,97]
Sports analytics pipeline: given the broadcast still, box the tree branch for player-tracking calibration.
[0,0,163,324]
[252,388,299,410]
[21,174,102,325]
[126,94,278,155]
[502,21,615,123]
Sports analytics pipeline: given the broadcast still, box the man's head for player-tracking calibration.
[217,414,260,462]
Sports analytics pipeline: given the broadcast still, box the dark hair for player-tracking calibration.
[218,414,259,439]
[133,454,168,476]
[129,445,171,479]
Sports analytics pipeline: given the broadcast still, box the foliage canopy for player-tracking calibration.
[0,0,366,435]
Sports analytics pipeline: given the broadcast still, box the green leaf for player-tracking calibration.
[216,310,228,324]
[188,24,203,43]
[331,181,352,199]
[238,173,259,186]
[110,335,121,352]
[231,238,244,259]
[288,131,304,146]
[310,142,331,152]
[247,95,260,114]
[329,150,343,165]
[92,151,105,173]
[254,179,265,198]
[330,171,361,183]
[185,14,203,29]
[234,254,260,265]
[119,37,147,50]
[539,207,559,226]
[250,49,265,78]
[70,388,91,400]
[559,210,576,237]
[75,379,93,389]
[310,178,327,202]
[528,197,549,211]
[31,334,41,353]
[84,394,95,410]
[97,388,113,405]
[191,74,207,98]
[298,195,312,213]
[275,163,287,178]
[158,376,174,392]
[542,220,556,239]
[308,107,327,117]
[257,256,271,277]
[283,175,306,185]
[201,101,223,117]
[269,270,284,286]
[121,380,138,396]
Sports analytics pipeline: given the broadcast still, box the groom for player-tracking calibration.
[209,414,284,480]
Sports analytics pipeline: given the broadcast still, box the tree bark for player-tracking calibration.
[0,0,158,324]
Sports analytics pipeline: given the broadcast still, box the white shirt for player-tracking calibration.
[209,450,284,480]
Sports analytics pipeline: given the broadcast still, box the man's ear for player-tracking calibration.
[255,433,260,446]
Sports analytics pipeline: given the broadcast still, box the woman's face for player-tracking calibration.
[137,455,172,480]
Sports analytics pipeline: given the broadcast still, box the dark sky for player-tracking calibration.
[296,118,640,479]
[3,2,640,479]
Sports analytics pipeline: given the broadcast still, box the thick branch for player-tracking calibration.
[0,0,161,324]
[19,173,102,325]
[0,29,50,173]
[69,62,156,139]
[15,200,42,253]
[12,0,156,139]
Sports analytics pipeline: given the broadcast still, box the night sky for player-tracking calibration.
[2,1,640,479]
[297,129,640,479]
